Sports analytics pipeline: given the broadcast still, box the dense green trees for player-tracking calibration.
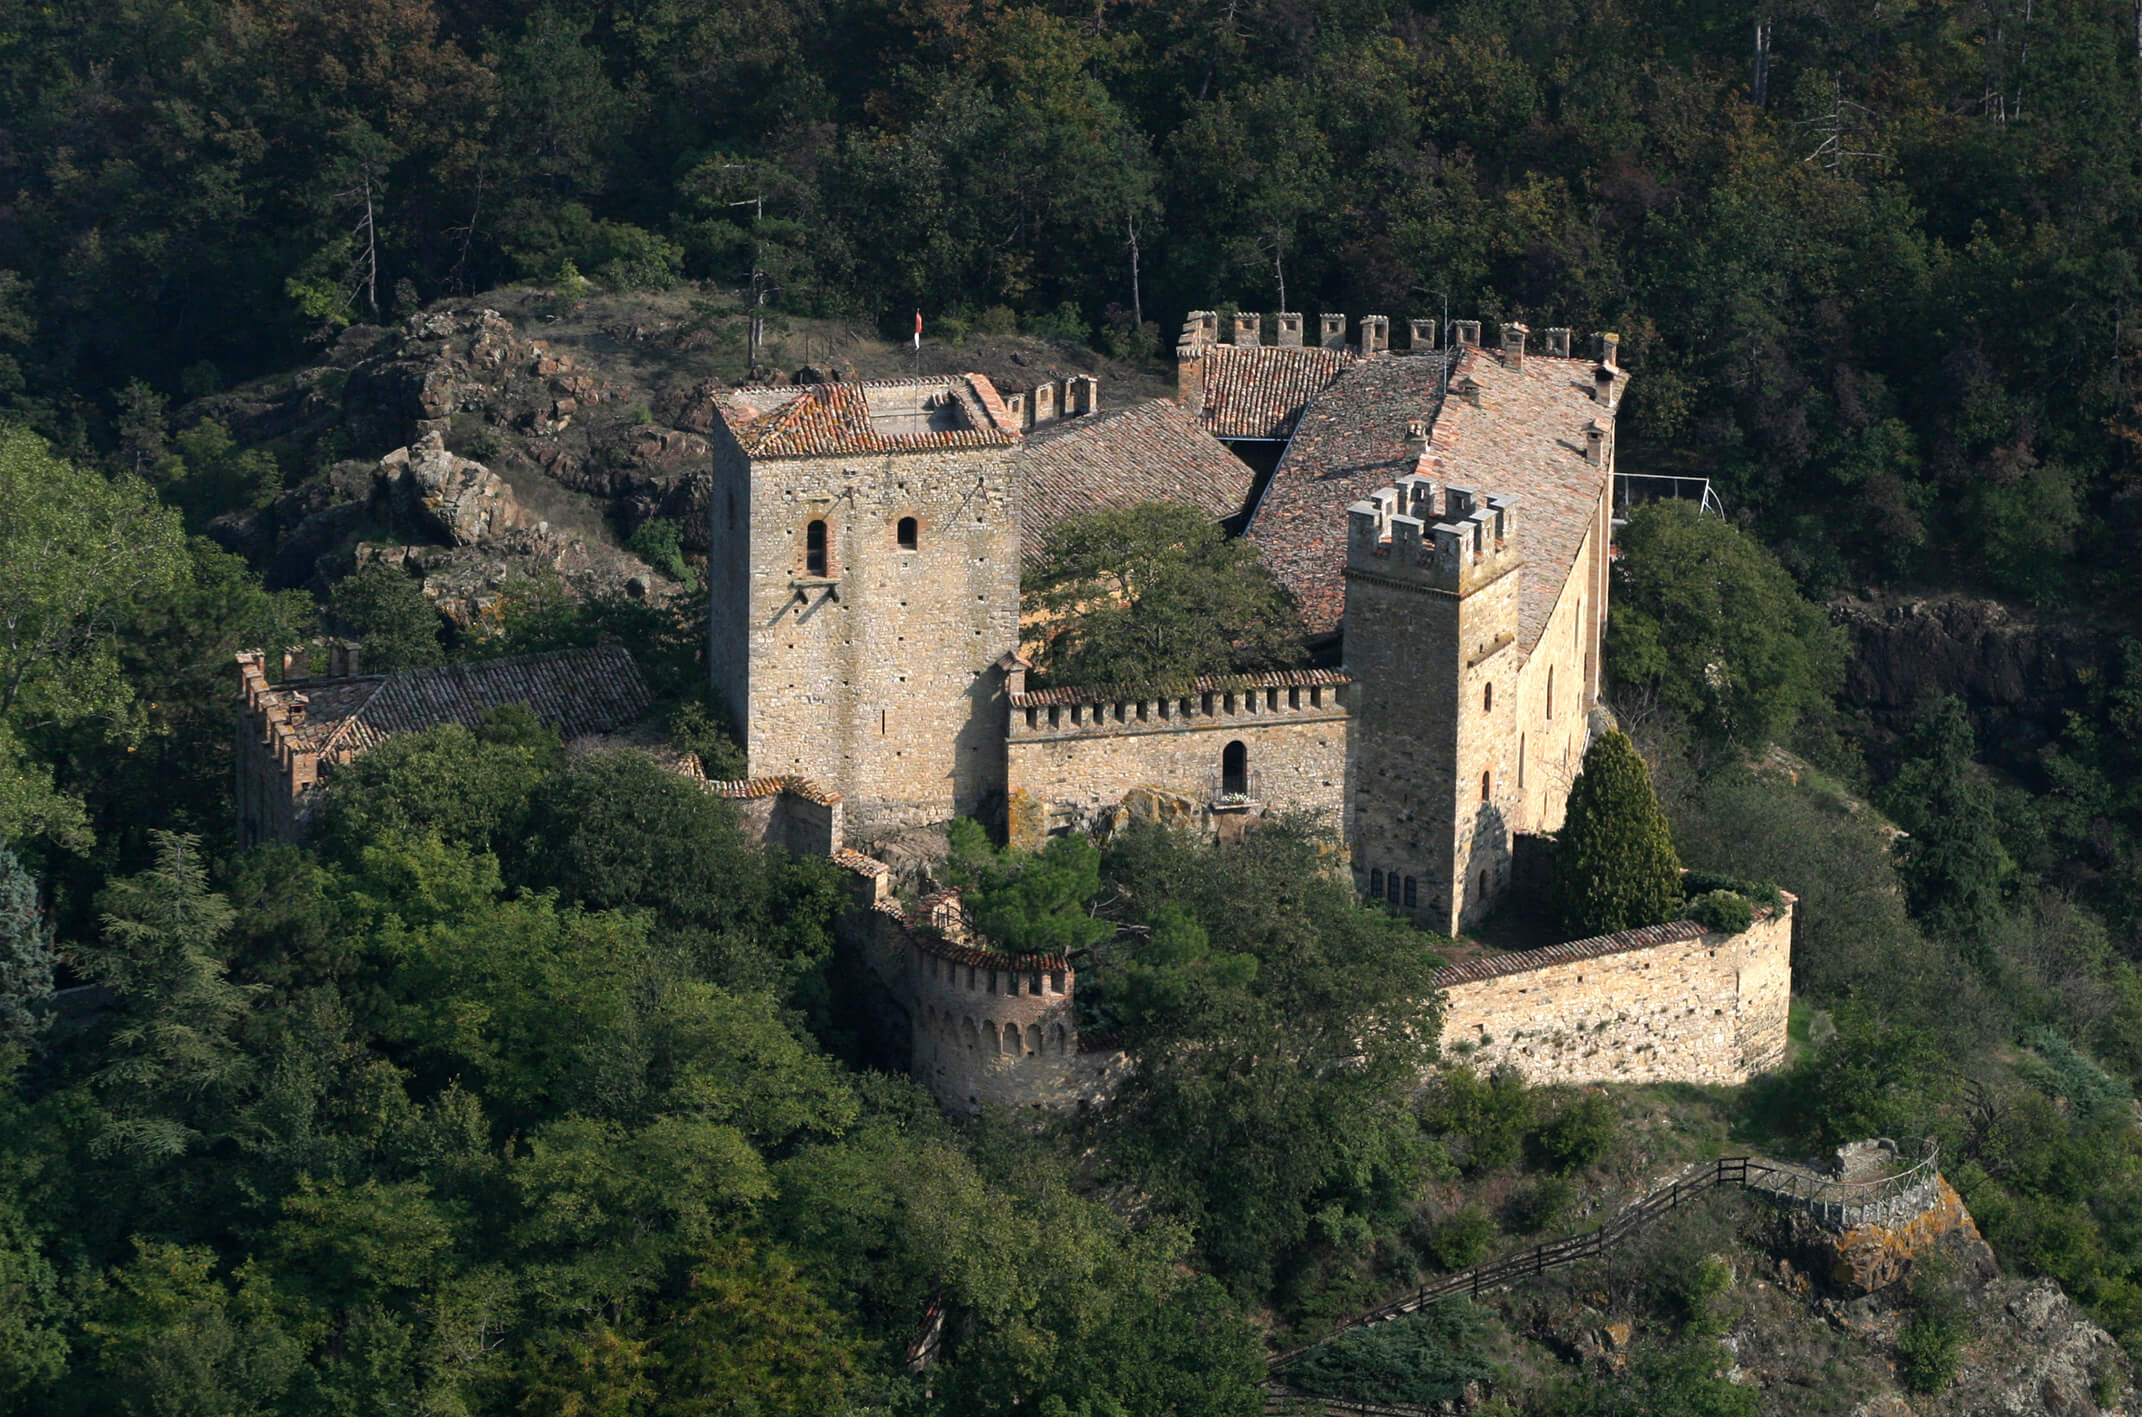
[1025,502,1305,688]
[1552,729,1683,937]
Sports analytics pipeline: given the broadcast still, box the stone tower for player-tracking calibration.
[708,376,1023,826]
[1342,475,1524,936]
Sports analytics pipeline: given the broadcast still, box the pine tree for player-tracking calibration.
[0,848,54,1050]
[1885,695,2010,945]
[1553,729,1683,938]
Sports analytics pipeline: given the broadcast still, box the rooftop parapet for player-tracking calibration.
[1346,475,1521,594]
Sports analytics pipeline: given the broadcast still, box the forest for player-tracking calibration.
[7,0,2142,1411]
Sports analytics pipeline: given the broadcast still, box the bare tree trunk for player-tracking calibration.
[1753,13,1773,108]
[1127,215,1143,332]
[2015,0,2033,119]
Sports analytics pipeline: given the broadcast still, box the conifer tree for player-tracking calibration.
[0,848,53,1050]
[1553,729,1683,937]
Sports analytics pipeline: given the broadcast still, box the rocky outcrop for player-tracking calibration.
[1832,594,2116,758]
[378,432,535,546]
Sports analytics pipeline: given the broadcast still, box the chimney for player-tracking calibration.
[1596,331,1620,367]
[1176,341,1207,418]
[280,647,302,680]
[1585,420,1606,465]
[1360,315,1390,355]
[1453,319,1482,348]
[1405,419,1431,461]
[1501,323,1528,369]
[1273,312,1303,346]
[1319,313,1348,349]
[1232,311,1262,346]
[1544,327,1572,357]
[1593,364,1617,408]
[1006,390,1030,429]
[1455,375,1482,407]
[1034,381,1060,425]
[1066,374,1099,416]
[1408,317,1438,351]
[327,641,361,678]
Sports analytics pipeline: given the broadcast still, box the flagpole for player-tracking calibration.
[913,310,922,376]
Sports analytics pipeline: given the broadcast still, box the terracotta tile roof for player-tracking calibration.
[1197,345,1353,440]
[1012,399,1257,570]
[285,647,650,755]
[1010,667,1352,708]
[721,375,1018,457]
[1245,356,1447,635]
[701,774,843,805]
[1246,348,1611,645]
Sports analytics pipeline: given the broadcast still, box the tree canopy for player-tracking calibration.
[1553,729,1683,937]
[1025,502,1305,688]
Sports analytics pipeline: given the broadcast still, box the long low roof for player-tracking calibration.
[278,646,651,756]
[1012,399,1257,570]
[1246,346,1611,645]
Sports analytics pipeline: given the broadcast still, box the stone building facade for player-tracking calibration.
[1434,897,1796,1086]
[706,375,1027,826]
[1002,664,1352,849]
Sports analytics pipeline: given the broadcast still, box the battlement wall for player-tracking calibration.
[834,851,1129,1111]
[1347,475,1521,595]
[1435,896,1795,1086]
[1003,670,1351,850]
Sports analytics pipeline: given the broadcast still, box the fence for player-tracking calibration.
[1268,1143,1940,1372]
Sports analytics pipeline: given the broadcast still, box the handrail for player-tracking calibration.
[1266,1143,1940,1373]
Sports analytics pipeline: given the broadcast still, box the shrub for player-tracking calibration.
[1685,889,1754,935]
[1283,1301,1494,1405]
[1534,1092,1619,1175]
[626,518,699,591]
[1896,1251,1968,1393]
[1421,1066,1536,1172]
[1427,1206,1498,1270]
[975,305,1019,336]
[1506,1176,1574,1234]
[1024,300,1088,341]
[1553,729,1683,937]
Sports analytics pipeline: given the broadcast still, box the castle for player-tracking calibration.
[235,310,1793,1114]
[707,314,1617,936]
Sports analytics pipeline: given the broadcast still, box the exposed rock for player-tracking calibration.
[1832,593,2115,759]
[379,432,535,546]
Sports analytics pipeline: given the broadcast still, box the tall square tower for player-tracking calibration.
[709,376,1023,826]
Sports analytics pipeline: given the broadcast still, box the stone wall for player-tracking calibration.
[1003,670,1351,850]
[1435,896,1795,1086]
[700,775,845,857]
[707,422,1021,830]
[234,650,320,847]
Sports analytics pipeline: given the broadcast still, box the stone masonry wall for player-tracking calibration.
[708,426,1021,829]
[1435,898,1795,1086]
[700,776,845,858]
[1004,675,1349,850]
[1506,516,1606,839]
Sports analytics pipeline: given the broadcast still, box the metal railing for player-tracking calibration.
[1267,1143,1940,1372]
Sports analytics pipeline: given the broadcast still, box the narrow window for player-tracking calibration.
[1386,873,1400,904]
[804,518,828,575]
[1483,682,1493,713]
[1370,867,1384,897]
[897,515,919,550]
[726,491,737,531]
[1478,869,1489,899]
[1403,876,1418,908]
[1481,770,1492,804]
[1221,740,1248,796]
[879,710,887,736]
[1546,666,1555,720]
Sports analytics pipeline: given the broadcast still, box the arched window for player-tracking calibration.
[1403,876,1418,908]
[1483,682,1493,713]
[1481,770,1492,804]
[1546,666,1555,719]
[1478,869,1489,899]
[1026,1024,1043,1056]
[1370,867,1384,897]
[1221,740,1248,796]
[804,518,828,575]
[897,516,919,550]
[1386,872,1401,904]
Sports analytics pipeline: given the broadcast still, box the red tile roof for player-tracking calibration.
[722,375,1018,457]
[1430,920,1709,987]
[1196,345,1353,440]
[1246,348,1611,644]
[1012,399,1258,570]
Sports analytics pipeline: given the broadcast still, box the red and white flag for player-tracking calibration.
[913,311,922,350]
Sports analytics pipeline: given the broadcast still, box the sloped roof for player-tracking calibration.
[1012,399,1258,569]
[1196,345,1353,440]
[287,646,651,756]
[721,375,1018,457]
[1246,348,1611,646]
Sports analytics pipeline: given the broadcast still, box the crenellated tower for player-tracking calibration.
[1343,475,1525,935]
